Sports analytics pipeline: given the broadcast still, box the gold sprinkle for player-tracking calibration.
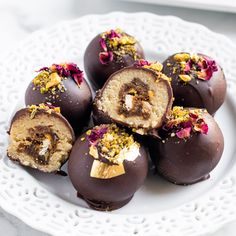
[28,103,60,119]
[86,130,91,135]
[174,53,190,62]
[80,137,85,141]
[144,62,163,72]
[179,74,191,82]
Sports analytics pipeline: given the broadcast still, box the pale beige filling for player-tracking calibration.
[7,112,73,172]
[97,69,170,129]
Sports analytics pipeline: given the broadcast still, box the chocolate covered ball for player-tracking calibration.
[93,60,173,135]
[149,106,224,185]
[162,52,226,114]
[84,28,145,90]
[68,124,148,211]
[7,104,75,173]
[25,63,92,133]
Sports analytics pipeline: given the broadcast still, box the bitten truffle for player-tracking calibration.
[25,63,92,133]
[162,52,226,114]
[7,104,75,173]
[149,106,224,185]
[68,124,148,211]
[93,60,173,135]
[84,28,145,89]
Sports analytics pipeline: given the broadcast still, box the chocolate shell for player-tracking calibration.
[25,63,92,133]
[84,28,145,90]
[149,107,224,185]
[7,104,75,173]
[68,124,148,211]
[93,62,173,135]
[162,52,226,114]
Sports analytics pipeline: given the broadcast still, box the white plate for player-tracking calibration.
[119,0,236,13]
[0,12,236,236]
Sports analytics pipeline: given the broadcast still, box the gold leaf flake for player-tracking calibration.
[89,146,99,159]
[90,160,125,179]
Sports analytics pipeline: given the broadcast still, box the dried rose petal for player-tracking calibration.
[183,56,218,81]
[37,67,49,72]
[181,121,192,129]
[134,59,151,67]
[99,38,107,51]
[88,127,108,145]
[176,127,191,139]
[189,113,198,119]
[184,60,192,72]
[200,123,208,134]
[99,51,113,64]
[108,29,121,39]
[51,64,66,77]
[204,59,218,80]
[73,73,83,85]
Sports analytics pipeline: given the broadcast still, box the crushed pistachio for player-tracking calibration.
[174,53,190,62]
[143,62,163,72]
[28,103,61,119]
[134,59,171,83]
[33,63,84,94]
[179,74,191,82]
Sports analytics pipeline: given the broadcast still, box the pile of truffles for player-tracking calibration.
[7,28,226,211]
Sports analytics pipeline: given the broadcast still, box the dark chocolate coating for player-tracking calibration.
[149,113,224,185]
[92,66,173,133]
[162,53,226,114]
[68,129,148,211]
[25,76,92,134]
[84,34,145,90]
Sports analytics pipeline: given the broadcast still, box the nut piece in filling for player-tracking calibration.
[7,104,75,173]
[149,106,224,185]
[68,124,148,211]
[162,52,226,114]
[93,60,173,135]
[84,28,145,90]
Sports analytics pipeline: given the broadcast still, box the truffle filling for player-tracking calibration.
[8,110,73,172]
[118,78,151,119]
[17,126,59,165]
[96,69,170,129]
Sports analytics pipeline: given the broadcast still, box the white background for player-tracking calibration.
[0,0,236,235]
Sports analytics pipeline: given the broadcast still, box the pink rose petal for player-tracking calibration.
[176,127,191,139]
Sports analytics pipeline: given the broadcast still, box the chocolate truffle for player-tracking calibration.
[84,28,145,89]
[162,53,226,114]
[25,63,92,133]
[68,124,148,211]
[93,60,173,135]
[7,104,75,173]
[149,106,224,185]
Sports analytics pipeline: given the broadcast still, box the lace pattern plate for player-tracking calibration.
[0,12,236,236]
